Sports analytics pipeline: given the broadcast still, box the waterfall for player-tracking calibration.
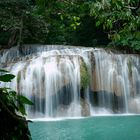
[0,45,140,118]
[92,49,140,114]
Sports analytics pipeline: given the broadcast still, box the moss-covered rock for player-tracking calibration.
[80,60,90,89]
[127,58,132,77]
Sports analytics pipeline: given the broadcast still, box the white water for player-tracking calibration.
[0,45,140,119]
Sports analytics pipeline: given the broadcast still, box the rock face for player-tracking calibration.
[81,99,90,116]
[128,98,140,113]
[1,45,140,118]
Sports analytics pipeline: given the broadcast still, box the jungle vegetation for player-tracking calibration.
[0,0,139,52]
[0,69,33,139]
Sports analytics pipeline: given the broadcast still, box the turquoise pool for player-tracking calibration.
[29,116,140,140]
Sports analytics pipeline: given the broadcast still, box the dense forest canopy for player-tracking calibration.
[90,0,140,51]
[0,0,140,52]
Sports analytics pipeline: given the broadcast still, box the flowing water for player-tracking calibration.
[0,45,140,119]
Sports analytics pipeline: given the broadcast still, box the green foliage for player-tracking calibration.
[44,0,85,44]
[0,69,33,139]
[0,0,109,48]
[0,74,15,82]
[90,0,140,51]
[0,69,33,115]
[0,0,138,51]
[44,0,108,46]
[0,69,33,140]
[80,60,90,89]
[0,0,48,46]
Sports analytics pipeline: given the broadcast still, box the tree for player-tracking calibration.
[37,0,108,46]
[0,0,48,48]
[90,0,140,51]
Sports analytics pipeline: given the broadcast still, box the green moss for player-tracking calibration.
[80,60,90,89]
[17,71,21,83]
[127,58,132,76]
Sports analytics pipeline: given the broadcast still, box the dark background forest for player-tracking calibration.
[0,0,140,52]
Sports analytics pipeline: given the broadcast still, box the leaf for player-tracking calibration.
[0,69,9,73]
[113,33,120,41]
[60,15,63,20]
[0,74,15,82]
[96,21,100,26]
[18,95,33,105]
[18,103,26,115]
[1,87,11,90]
[135,32,140,40]
[9,90,17,97]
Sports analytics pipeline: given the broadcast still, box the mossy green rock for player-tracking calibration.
[80,60,90,89]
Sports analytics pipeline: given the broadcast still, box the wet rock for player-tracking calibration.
[81,99,90,116]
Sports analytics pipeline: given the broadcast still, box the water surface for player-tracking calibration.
[29,116,140,140]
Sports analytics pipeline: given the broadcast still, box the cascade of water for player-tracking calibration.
[0,45,93,118]
[0,45,140,118]
[93,49,140,114]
